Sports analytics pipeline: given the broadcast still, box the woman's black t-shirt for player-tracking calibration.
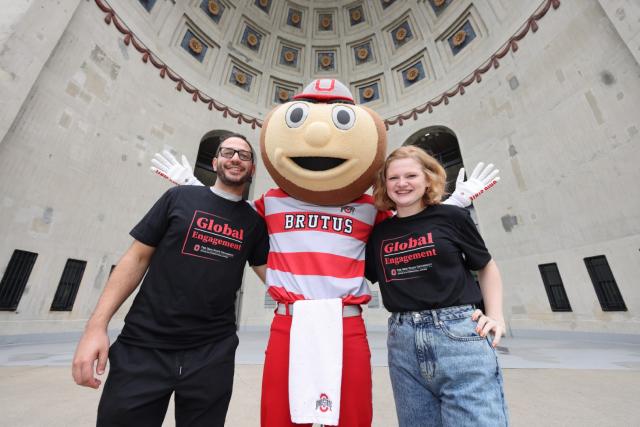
[119,186,269,349]
[365,204,491,312]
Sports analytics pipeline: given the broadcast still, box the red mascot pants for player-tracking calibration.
[260,312,373,427]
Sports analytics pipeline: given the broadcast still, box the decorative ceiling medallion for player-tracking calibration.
[350,9,362,22]
[207,0,219,15]
[406,67,419,81]
[247,33,258,47]
[259,0,269,6]
[320,54,332,68]
[290,12,301,25]
[395,27,407,41]
[188,37,203,54]
[278,88,290,101]
[362,87,375,99]
[452,29,467,46]
[235,71,247,85]
[321,16,331,29]
[434,0,446,6]
[357,47,369,60]
[283,51,295,62]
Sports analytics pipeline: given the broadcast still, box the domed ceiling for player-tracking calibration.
[97,0,559,126]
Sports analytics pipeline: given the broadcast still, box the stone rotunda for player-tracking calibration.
[0,0,638,337]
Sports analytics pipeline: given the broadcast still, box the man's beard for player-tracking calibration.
[216,164,252,187]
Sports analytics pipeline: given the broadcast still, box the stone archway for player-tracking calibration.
[196,130,251,200]
[403,125,463,195]
[195,129,229,186]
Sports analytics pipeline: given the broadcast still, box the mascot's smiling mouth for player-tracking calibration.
[290,157,347,171]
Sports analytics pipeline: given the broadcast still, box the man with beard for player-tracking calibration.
[72,134,269,427]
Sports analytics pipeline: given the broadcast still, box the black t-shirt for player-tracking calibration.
[365,204,491,312]
[119,186,269,349]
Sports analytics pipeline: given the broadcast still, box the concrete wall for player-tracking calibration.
[598,0,640,66]
[0,0,83,145]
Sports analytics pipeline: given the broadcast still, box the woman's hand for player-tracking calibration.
[471,309,505,348]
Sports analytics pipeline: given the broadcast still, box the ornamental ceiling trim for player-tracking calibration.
[94,0,560,130]
[384,0,561,128]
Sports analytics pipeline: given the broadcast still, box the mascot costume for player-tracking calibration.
[151,79,499,426]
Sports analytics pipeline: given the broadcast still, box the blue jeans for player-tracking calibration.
[387,305,509,427]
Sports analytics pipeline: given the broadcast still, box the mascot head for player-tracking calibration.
[260,79,387,206]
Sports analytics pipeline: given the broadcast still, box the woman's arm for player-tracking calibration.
[473,259,506,347]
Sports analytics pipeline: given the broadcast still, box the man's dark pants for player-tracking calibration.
[97,334,239,427]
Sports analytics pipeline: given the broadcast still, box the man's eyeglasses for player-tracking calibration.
[217,147,253,162]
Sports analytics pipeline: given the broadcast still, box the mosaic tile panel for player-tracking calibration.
[429,0,453,16]
[274,86,295,104]
[392,21,413,48]
[181,30,207,62]
[287,8,303,29]
[381,0,397,10]
[279,46,300,67]
[353,42,373,65]
[358,83,380,103]
[348,5,365,26]
[318,13,333,31]
[138,0,156,12]
[229,66,253,92]
[200,0,224,24]
[241,26,262,51]
[401,62,426,87]
[317,51,336,72]
[254,0,272,14]
[448,21,476,55]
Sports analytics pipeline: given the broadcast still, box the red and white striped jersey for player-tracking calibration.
[252,188,390,305]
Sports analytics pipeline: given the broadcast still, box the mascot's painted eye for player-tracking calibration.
[285,103,310,128]
[331,106,356,130]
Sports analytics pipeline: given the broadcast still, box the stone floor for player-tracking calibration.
[1,329,639,426]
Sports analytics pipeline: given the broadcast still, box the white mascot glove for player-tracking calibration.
[444,162,500,208]
[150,150,203,186]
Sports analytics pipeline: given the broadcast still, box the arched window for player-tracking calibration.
[195,130,228,186]
[403,125,481,227]
[403,126,463,195]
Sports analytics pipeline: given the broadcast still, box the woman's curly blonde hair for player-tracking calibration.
[373,145,447,211]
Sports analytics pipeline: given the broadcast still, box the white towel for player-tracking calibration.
[288,298,343,426]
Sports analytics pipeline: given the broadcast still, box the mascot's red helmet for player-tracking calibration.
[293,79,355,104]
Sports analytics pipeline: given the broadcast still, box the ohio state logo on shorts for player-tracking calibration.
[315,393,332,412]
